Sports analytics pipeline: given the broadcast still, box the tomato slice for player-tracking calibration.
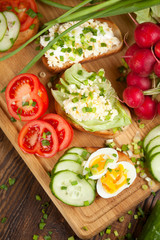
[5,74,48,121]
[0,0,38,31]
[18,120,59,158]
[39,83,49,115]
[41,114,73,151]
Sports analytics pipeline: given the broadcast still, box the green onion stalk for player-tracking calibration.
[38,0,72,10]
[0,0,160,73]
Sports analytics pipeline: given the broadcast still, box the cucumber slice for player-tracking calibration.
[52,160,83,175]
[143,125,160,150]
[146,136,160,154]
[149,153,160,181]
[50,170,95,206]
[88,179,96,190]
[0,11,20,52]
[0,13,7,41]
[59,153,83,164]
[66,147,90,160]
[148,145,160,159]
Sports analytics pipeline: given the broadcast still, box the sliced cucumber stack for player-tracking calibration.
[0,12,7,41]
[143,125,160,150]
[143,125,160,182]
[50,170,95,207]
[0,11,20,52]
[50,147,96,206]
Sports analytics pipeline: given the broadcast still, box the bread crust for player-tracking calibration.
[41,18,123,73]
[6,17,39,52]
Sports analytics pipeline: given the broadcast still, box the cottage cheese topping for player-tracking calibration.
[40,19,120,68]
[62,70,118,122]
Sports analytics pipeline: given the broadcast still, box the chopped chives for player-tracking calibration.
[1,217,7,223]
[33,235,39,240]
[43,213,48,220]
[29,24,35,30]
[72,97,79,103]
[1,86,7,93]
[41,140,50,146]
[8,178,16,186]
[101,42,107,47]
[36,195,41,201]
[39,222,46,230]
[71,181,78,185]
[0,184,8,190]
[26,8,37,18]
[10,117,16,122]
[84,201,89,206]
[61,186,67,190]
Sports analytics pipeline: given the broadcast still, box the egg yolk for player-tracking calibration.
[89,154,114,175]
[101,164,128,194]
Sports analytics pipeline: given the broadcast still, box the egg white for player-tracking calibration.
[83,148,118,180]
[96,161,137,198]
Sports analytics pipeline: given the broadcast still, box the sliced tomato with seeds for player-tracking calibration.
[18,120,59,158]
[5,74,48,121]
[41,114,73,151]
[0,0,38,31]
[38,83,49,115]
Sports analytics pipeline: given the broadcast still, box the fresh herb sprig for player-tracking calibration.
[0,0,159,73]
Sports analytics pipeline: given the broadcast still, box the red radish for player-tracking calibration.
[124,43,140,65]
[126,71,151,90]
[158,102,160,115]
[123,86,144,108]
[129,49,156,77]
[134,96,157,120]
[154,40,160,59]
[134,22,160,48]
[154,62,160,77]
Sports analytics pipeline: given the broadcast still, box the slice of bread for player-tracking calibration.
[52,64,131,139]
[41,18,123,73]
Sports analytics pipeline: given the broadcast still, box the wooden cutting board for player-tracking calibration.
[0,1,160,239]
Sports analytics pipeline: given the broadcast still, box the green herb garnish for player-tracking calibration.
[0,184,8,190]
[36,195,41,201]
[41,140,50,146]
[39,222,46,230]
[1,217,7,223]
[10,117,16,122]
[26,8,37,18]
[8,178,16,186]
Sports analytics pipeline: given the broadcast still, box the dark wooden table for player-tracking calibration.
[0,127,160,240]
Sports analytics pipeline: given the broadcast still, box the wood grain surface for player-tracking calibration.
[0,127,160,240]
[1,0,160,239]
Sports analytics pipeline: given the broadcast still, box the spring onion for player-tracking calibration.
[0,0,159,73]
[38,0,72,10]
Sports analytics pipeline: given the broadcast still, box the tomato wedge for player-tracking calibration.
[41,114,73,151]
[18,120,59,158]
[0,0,38,31]
[5,74,48,121]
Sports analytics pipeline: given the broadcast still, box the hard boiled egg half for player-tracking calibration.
[97,161,137,198]
[83,148,118,180]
